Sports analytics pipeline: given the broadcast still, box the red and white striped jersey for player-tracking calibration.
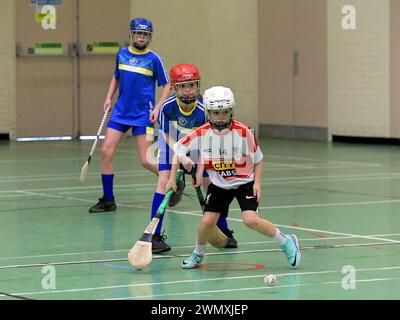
[174,120,264,189]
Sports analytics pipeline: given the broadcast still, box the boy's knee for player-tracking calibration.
[139,154,154,170]
[243,214,258,229]
[158,174,169,185]
[101,145,114,159]
[156,174,169,191]
[201,214,218,228]
[140,158,149,168]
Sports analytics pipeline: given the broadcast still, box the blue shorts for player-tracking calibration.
[107,120,154,136]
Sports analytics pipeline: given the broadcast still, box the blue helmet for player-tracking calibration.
[130,18,153,33]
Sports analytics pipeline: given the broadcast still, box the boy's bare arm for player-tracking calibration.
[193,155,204,188]
[166,156,179,192]
[150,83,171,123]
[253,161,263,203]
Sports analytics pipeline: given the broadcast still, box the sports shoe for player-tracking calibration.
[152,232,171,253]
[222,229,238,248]
[168,177,185,207]
[281,234,301,269]
[181,252,204,269]
[89,196,116,213]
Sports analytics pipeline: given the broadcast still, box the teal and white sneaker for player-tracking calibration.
[281,234,301,269]
[181,252,204,269]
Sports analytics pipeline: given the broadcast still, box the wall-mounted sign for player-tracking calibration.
[89,42,120,54]
[30,42,63,55]
[30,0,62,5]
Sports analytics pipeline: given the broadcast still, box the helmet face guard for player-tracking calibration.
[207,108,234,130]
[175,80,200,104]
[170,64,201,105]
[203,86,235,130]
[129,31,152,50]
[129,18,153,50]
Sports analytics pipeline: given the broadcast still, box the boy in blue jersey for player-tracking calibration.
[150,64,238,253]
[89,18,171,213]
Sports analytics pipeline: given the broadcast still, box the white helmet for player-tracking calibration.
[203,86,235,130]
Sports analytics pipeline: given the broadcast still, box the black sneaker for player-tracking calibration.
[89,196,117,213]
[152,232,171,253]
[222,229,238,248]
[168,178,185,207]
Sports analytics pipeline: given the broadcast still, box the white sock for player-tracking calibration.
[194,241,205,256]
[273,228,287,245]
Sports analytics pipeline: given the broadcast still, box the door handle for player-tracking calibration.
[76,41,120,57]
[293,49,299,76]
[16,41,77,58]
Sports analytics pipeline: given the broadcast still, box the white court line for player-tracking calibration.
[0,170,392,182]
[0,241,396,270]
[167,208,400,244]
[265,172,400,181]
[0,155,137,164]
[0,184,151,194]
[1,172,397,185]
[1,234,399,262]
[267,164,382,171]
[112,277,400,300]
[0,174,154,184]
[1,167,389,184]
[0,170,150,180]
[265,154,382,166]
[262,175,400,185]
[266,163,315,169]
[10,190,400,245]
[56,188,155,196]
[3,171,400,194]
[0,188,156,198]
[1,265,400,298]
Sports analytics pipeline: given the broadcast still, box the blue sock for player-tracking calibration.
[102,174,114,201]
[217,216,228,231]
[151,192,166,235]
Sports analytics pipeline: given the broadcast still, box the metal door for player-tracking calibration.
[16,0,76,138]
[16,0,129,139]
[77,0,129,136]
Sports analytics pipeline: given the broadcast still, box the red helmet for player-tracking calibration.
[170,64,201,84]
[170,64,201,104]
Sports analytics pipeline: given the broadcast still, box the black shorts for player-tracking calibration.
[203,182,259,217]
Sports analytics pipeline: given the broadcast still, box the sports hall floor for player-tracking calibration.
[0,137,400,300]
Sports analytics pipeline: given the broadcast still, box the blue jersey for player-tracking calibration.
[157,94,205,168]
[158,94,205,143]
[110,47,169,127]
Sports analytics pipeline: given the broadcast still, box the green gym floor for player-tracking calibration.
[0,137,400,300]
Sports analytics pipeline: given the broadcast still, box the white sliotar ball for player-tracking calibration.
[264,274,278,287]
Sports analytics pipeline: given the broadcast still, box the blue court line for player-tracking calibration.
[96,262,136,271]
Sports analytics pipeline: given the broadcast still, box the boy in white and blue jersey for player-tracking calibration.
[89,18,171,213]
[150,64,237,253]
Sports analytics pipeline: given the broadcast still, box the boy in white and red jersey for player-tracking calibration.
[167,86,301,269]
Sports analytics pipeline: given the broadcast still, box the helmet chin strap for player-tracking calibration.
[209,112,233,131]
[179,96,196,104]
[211,120,232,131]
[129,32,150,50]
[133,42,148,50]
